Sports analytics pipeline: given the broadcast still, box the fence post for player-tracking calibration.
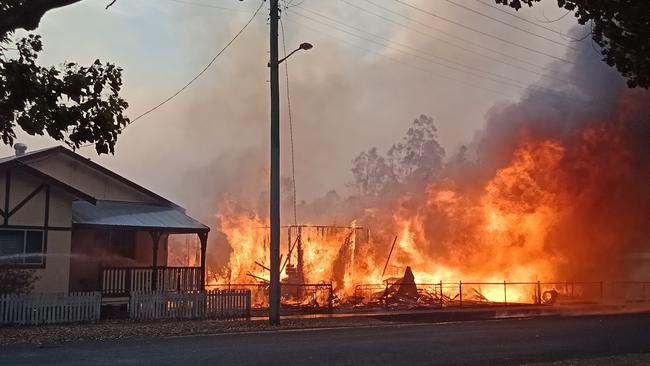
[125,268,132,295]
[246,290,252,318]
[129,292,134,320]
[459,281,463,308]
[177,269,182,292]
[439,281,443,309]
[536,281,541,305]
[200,290,206,319]
[97,269,104,295]
[384,281,389,309]
[503,281,507,306]
[95,292,101,322]
[328,282,334,313]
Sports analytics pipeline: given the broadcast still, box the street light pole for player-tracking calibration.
[268,0,312,326]
[269,0,281,326]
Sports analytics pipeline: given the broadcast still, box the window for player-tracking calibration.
[109,230,135,259]
[0,230,44,266]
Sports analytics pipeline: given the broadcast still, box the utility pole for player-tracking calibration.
[268,0,281,326]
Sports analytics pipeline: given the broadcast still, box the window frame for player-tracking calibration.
[0,229,46,269]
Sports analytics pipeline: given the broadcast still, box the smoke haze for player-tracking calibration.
[6,1,649,283]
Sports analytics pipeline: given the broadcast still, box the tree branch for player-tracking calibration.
[0,0,83,35]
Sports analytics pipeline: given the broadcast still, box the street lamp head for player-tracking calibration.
[275,42,314,66]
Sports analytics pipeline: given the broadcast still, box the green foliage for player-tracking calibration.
[0,34,129,154]
[496,0,650,88]
[0,269,37,295]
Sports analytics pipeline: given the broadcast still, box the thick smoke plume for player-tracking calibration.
[210,32,650,291]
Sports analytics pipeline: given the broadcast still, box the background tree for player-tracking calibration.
[349,115,446,196]
[497,0,650,88]
[0,0,128,154]
[349,147,396,197]
[387,115,445,183]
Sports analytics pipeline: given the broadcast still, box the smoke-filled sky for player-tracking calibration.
[2,0,586,222]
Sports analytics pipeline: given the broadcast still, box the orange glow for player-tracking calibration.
[209,95,646,305]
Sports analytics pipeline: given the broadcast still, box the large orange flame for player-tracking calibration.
[210,93,648,304]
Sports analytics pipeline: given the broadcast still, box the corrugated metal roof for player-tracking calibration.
[72,200,209,232]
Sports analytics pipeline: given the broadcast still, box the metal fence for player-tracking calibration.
[0,292,101,325]
[129,290,251,320]
[208,283,334,313]
[353,281,650,308]
[606,282,650,304]
[538,282,603,305]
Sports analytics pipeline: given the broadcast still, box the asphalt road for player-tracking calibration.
[2,313,650,366]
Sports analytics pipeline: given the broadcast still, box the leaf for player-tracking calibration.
[1,34,129,154]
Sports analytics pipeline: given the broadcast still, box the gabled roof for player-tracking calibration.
[6,160,97,205]
[0,146,180,209]
[0,146,209,234]
[73,200,209,234]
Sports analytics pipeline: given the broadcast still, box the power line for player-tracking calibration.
[472,0,574,38]
[289,9,527,90]
[392,0,573,64]
[364,0,582,84]
[340,0,564,84]
[280,18,298,226]
[284,10,517,96]
[283,16,512,98]
[443,0,573,48]
[79,0,264,150]
[286,9,580,104]
[127,0,264,126]
[362,0,548,72]
[162,0,544,94]
[536,9,572,24]
[159,0,568,88]
[292,5,532,90]
[163,0,251,13]
[158,0,518,96]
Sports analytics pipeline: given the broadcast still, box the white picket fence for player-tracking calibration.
[130,290,251,320]
[205,289,251,319]
[0,292,102,325]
